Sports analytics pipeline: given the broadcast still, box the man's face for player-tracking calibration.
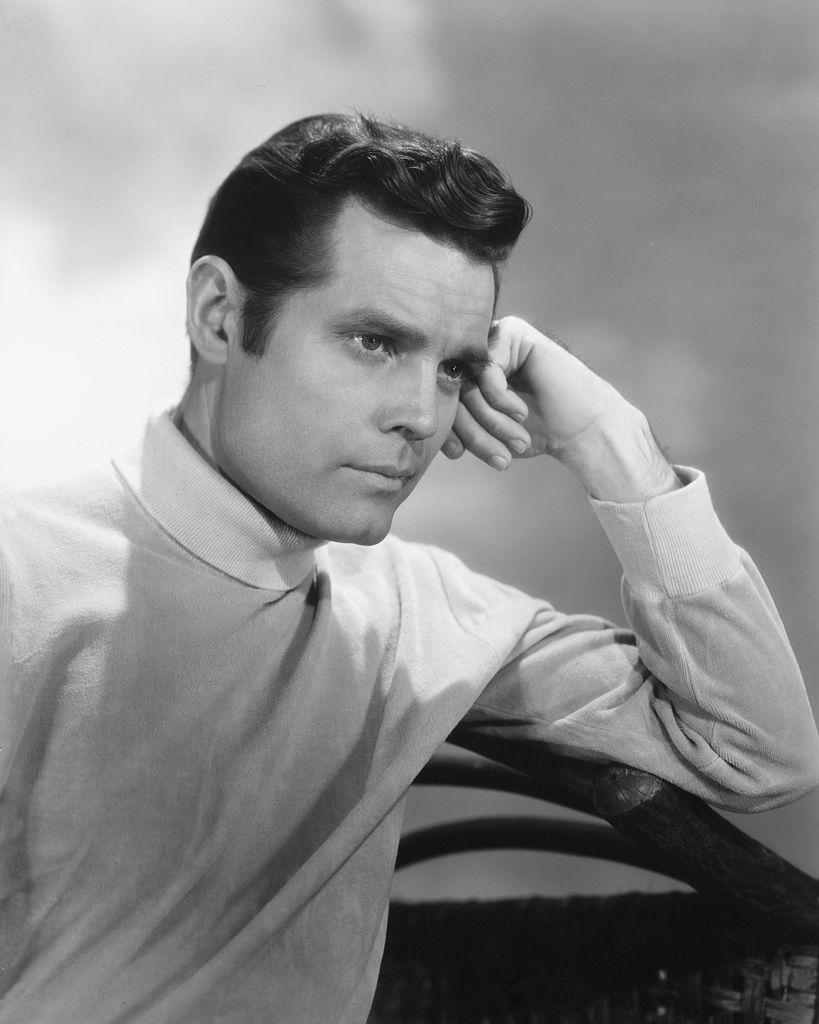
[212,200,497,545]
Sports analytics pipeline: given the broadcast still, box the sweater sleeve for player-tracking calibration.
[462,469,819,812]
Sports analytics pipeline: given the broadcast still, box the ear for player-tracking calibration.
[186,256,244,365]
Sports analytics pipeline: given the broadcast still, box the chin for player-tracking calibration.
[327,522,392,547]
[313,513,394,547]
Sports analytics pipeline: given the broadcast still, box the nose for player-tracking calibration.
[380,362,440,441]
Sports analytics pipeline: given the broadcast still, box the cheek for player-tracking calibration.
[219,365,306,445]
[436,393,461,440]
[212,375,279,481]
[218,381,344,489]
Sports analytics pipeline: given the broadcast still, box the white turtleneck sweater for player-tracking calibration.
[0,412,816,1024]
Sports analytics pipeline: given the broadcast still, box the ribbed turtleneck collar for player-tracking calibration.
[112,410,322,592]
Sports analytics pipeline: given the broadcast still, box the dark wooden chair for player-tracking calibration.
[370,729,819,1023]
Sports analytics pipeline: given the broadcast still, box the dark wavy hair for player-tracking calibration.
[191,112,532,357]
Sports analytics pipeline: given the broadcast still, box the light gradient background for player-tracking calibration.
[2,0,817,900]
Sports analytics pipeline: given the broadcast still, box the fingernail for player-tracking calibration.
[509,439,528,454]
[489,455,510,471]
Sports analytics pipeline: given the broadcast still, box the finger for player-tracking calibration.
[460,382,532,455]
[451,402,514,471]
[441,431,464,459]
[475,361,529,422]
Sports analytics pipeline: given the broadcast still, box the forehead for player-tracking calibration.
[319,200,496,347]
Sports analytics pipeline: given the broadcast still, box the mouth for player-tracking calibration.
[347,465,416,489]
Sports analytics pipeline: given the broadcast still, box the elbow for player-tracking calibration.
[711,734,819,812]
[758,747,819,810]
[669,705,819,810]
[729,771,819,814]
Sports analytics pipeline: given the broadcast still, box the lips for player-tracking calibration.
[356,465,414,479]
[347,464,417,485]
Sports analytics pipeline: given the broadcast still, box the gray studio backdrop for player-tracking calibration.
[2,0,817,900]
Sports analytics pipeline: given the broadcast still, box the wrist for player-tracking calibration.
[557,405,681,503]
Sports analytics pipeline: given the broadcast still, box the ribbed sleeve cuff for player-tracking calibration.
[589,467,742,599]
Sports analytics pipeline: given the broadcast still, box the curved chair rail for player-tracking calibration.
[396,815,675,878]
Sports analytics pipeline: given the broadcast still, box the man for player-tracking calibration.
[1,112,817,1023]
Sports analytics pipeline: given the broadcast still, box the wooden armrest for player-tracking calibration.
[594,763,819,940]
[413,730,819,941]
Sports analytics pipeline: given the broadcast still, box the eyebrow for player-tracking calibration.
[335,308,493,369]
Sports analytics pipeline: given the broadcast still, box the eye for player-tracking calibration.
[440,359,468,384]
[353,333,386,353]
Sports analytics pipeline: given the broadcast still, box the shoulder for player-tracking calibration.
[1,460,126,526]
[316,534,544,636]
[0,460,129,578]
[318,533,482,593]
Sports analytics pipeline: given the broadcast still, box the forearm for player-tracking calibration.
[622,498,813,781]
[468,471,819,810]
[594,469,819,804]
[620,554,819,807]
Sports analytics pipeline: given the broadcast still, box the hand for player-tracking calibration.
[443,316,680,502]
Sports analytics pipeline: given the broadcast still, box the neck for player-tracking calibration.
[173,363,221,470]
[113,411,323,591]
